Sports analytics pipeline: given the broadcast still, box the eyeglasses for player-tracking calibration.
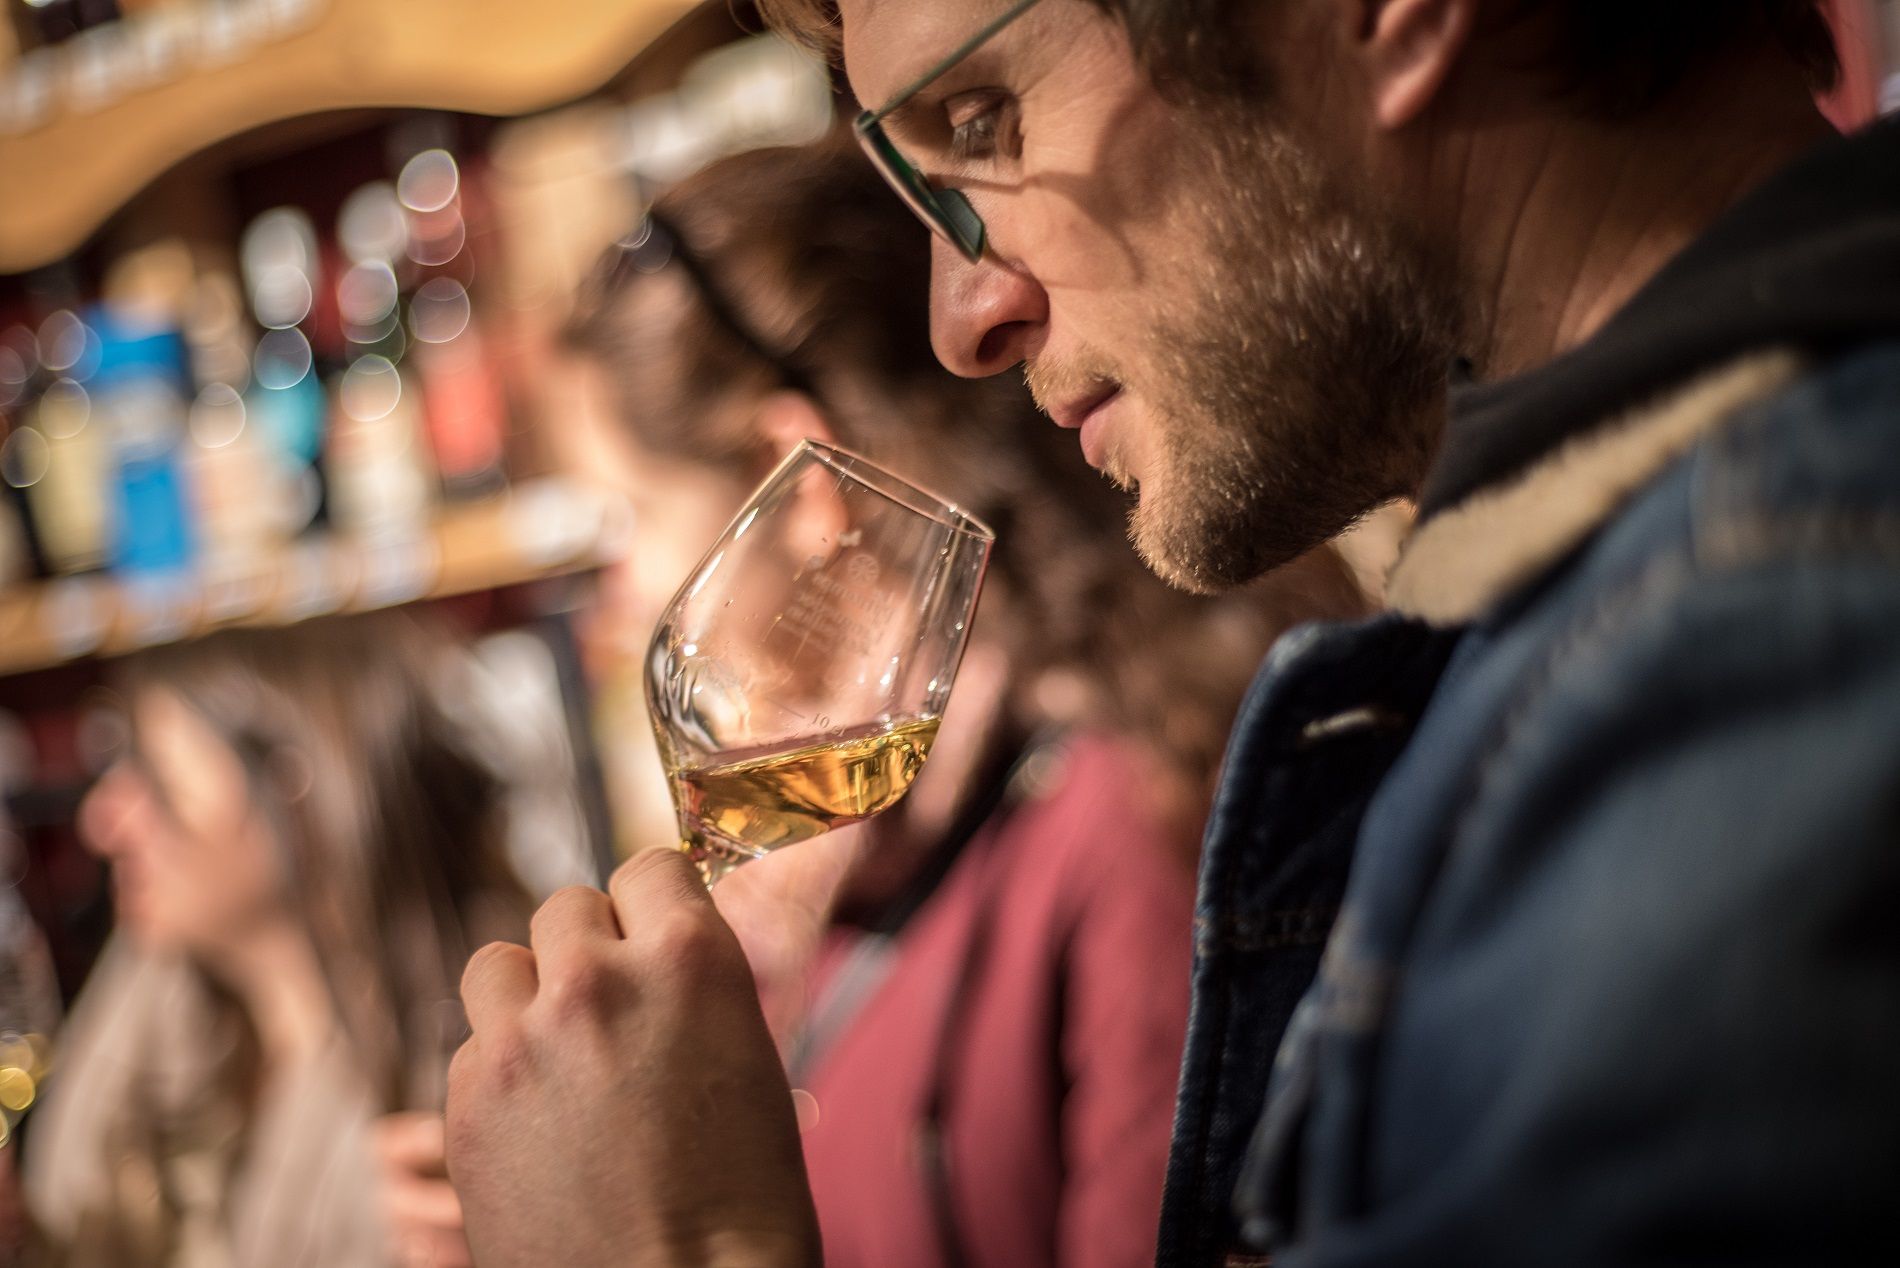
[593,210,821,402]
[854,0,1046,262]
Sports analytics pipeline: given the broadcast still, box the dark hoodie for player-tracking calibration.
[1421,113,1900,521]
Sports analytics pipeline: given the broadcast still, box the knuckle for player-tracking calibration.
[449,1019,534,1103]
[640,906,737,981]
[539,884,603,921]
[609,846,695,903]
[546,883,602,910]
[461,940,524,993]
[479,1025,535,1091]
[539,951,623,1020]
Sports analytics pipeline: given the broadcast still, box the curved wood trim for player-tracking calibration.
[0,0,701,272]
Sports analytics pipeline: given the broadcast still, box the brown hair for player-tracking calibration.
[757,0,1839,116]
[125,612,531,1112]
[566,138,1369,837]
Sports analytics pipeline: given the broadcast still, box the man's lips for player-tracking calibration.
[1049,386,1123,470]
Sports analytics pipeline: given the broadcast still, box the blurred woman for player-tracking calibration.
[23,613,531,1267]
[561,139,1370,1268]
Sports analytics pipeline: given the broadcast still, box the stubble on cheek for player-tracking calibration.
[1116,108,1463,594]
[1099,412,1143,493]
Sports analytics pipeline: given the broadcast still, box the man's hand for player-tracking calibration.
[446,848,822,1268]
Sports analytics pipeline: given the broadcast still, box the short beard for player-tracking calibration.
[1132,102,1463,593]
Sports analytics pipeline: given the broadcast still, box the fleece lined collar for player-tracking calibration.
[1387,351,1801,624]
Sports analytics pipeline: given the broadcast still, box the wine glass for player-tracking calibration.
[646,441,993,886]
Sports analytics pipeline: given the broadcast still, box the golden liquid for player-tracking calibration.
[674,716,940,856]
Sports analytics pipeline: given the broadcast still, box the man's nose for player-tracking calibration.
[929,235,1048,378]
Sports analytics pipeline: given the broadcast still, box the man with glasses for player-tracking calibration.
[446,2,1900,1264]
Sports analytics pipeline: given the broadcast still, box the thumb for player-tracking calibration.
[607,846,718,932]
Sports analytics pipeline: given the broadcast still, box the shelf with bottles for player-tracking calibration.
[0,0,704,272]
[0,118,639,678]
[0,476,629,678]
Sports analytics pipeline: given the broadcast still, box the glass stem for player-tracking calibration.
[677,836,760,888]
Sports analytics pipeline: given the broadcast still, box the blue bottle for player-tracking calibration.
[88,307,198,582]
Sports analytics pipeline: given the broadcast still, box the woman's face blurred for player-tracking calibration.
[79,688,288,959]
[617,437,758,616]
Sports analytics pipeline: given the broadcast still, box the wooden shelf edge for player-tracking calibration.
[0,478,630,677]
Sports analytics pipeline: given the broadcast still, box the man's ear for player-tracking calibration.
[1350,0,1478,130]
[752,391,836,465]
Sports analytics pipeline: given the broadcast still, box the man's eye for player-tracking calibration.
[945,95,1013,163]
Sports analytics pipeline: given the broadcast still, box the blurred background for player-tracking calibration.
[0,0,845,1116]
[0,0,1892,1244]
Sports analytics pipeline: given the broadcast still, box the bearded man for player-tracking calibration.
[443,3,1900,1265]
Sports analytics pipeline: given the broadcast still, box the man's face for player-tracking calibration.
[840,0,1462,591]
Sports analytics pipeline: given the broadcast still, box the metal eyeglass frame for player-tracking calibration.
[853,0,1047,263]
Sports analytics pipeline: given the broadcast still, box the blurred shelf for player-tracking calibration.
[0,0,704,272]
[0,476,630,678]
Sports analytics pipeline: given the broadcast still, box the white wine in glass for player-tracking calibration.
[646,441,993,885]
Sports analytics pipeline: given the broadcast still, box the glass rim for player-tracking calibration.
[795,439,996,543]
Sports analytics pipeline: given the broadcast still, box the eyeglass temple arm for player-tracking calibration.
[863,0,1048,122]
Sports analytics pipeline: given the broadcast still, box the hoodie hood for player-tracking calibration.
[1419,115,1900,523]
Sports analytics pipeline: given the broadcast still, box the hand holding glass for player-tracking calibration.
[646,442,993,885]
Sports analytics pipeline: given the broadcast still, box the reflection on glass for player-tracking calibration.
[646,441,992,885]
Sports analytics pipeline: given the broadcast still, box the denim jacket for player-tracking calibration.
[1159,119,1900,1268]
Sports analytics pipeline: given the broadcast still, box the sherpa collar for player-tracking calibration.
[1386,351,1800,623]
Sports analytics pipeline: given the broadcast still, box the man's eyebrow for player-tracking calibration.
[864,49,948,125]
[864,0,1042,123]
[869,45,1001,145]
[876,92,934,143]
